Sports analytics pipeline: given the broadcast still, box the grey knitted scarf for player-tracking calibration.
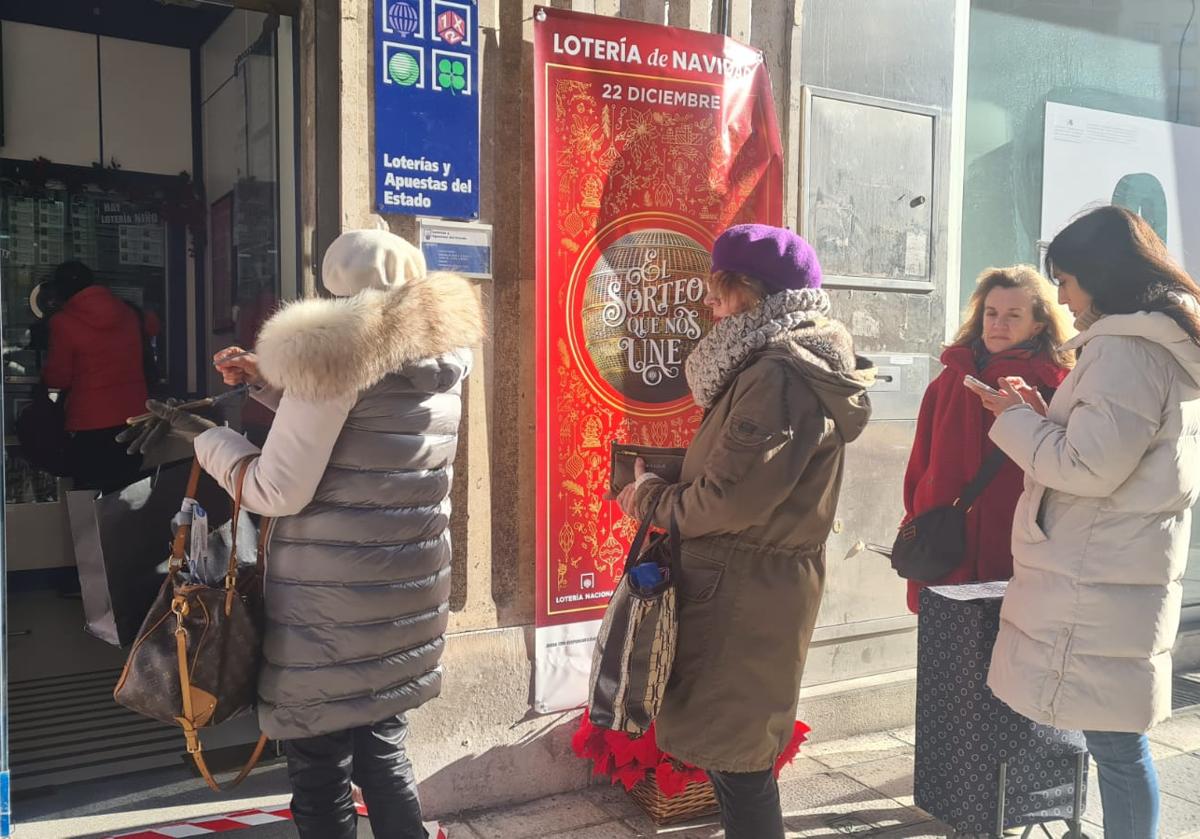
[685,288,851,408]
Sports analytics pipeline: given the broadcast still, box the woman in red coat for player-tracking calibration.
[41,261,157,491]
[903,265,1073,611]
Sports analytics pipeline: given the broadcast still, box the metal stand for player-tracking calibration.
[995,753,1089,839]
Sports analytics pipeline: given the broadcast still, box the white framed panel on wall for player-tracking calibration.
[800,86,941,293]
[0,23,100,165]
[98,37,191,176]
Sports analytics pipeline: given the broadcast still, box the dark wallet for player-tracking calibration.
[609,441,686,494]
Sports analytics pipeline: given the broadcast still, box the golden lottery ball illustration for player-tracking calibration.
[582,229,713,404]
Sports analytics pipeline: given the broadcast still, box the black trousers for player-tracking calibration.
[67,427,142,493]
[284,714,427,839]
[708,769,785,839]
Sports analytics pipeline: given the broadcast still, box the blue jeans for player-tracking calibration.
[1084,730,1160,839]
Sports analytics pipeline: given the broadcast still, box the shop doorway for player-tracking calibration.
[0,0,299,798]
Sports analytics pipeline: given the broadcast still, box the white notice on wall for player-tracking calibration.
[904,231,928,277]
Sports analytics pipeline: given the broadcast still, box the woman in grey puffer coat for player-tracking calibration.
[184,230,480,839]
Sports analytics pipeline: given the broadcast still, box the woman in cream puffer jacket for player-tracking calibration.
[977,206,1200,839]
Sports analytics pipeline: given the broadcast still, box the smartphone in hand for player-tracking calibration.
[963,374,1001,397]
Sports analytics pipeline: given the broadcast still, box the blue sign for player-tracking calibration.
[423,241,491,275]
[375,0,479,219]
[1,770,9,838]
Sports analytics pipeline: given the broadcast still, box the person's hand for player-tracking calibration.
[213,346,261,387]
[116,397,179,455]
[115,399,217,455]
[977,377,1034,417]
[615,458,647,517]
[1002,376,1048,417]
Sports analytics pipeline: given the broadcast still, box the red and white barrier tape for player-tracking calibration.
[107,804,446,838]
[108,807,297,838]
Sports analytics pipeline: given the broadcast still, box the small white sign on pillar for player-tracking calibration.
[418,218,493,280]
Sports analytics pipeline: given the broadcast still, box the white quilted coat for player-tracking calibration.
[988,311,1200,733]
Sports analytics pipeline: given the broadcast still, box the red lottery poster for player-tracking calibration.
[533,6,783,711]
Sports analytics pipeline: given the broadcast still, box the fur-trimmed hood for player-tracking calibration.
[256,272,484,400]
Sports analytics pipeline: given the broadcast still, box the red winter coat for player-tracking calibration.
[902,344,1069,612]
[42,285,157,431]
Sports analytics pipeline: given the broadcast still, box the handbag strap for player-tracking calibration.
[190,733,269,793]
[172,612,268,791]
[954,447,1009,512]
[666,507,681,579]
[225,457,276,613]
[168,460,205,575]
[623,512,656,576]
[224,460,251,578]
[621,502,682,578]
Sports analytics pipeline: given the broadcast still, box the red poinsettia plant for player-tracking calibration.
[571,709,811,798]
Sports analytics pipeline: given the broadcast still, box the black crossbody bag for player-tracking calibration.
[889,448,1009,582]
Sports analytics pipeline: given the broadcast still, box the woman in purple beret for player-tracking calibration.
[616,224,877,837]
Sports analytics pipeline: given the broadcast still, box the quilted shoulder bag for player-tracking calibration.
[114,458,270,791]
[890,448,1008,582]
[588,508,681,735]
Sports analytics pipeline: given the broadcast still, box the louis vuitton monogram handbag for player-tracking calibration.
[588,509,681,735]
[114,458,270,791]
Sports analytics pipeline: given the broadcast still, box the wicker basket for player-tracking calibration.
[627,774,720,825]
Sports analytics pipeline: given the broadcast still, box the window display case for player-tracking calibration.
[1,160,188,570]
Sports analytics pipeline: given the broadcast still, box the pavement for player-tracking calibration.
[13,707,1200,838]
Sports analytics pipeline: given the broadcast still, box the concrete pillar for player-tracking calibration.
[621,0,668,23]
[339,0,374,231]
[590,0,623,16]
[468,0,540,629]
[728,0,753,40]
[668,0,716,31]
[446,0,506,632]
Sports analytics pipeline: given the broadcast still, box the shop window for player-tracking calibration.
[1170,22,1199,46]
[0,161,187,502]
[1131,22,1161,42]
[961,0,1200,612]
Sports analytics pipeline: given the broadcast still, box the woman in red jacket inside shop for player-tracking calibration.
[901,265,1073,611]
[41,260,159,492]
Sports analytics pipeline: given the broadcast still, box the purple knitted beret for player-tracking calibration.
[710,224,822,293]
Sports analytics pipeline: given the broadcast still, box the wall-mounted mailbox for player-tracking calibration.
[863,353,932,421]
